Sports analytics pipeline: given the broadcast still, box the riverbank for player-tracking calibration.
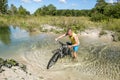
[0,29,120,80]
[0,58,40,80]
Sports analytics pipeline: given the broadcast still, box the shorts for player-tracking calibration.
[73,46,79,52]
[66,42,79,52]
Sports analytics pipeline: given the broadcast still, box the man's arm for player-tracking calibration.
[55,34,66,41]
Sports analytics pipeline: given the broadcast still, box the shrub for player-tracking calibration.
[91,13,108,22]
[103,19,120,32]
[4,59,19,66]
[99,30,107,37]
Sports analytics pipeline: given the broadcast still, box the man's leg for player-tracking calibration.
[72,46,79,61]
[73,51,77,59]
[72,51,78,62]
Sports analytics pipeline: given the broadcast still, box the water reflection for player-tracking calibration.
[0,26,11,45]
[10,26,29,40]
[0,26,29,45]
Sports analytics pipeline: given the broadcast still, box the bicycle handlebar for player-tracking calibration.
[58,41,64,45]
[56,40,65,46]
[56,41,71,47]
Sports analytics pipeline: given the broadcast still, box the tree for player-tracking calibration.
[103,3,120,18]
[39,5,48,15]
[90,0,109,21]
[95,0,106,8]
[0,0,8,14]
[112,3,120,18]
[104,4,112,17]
[33,2,120,19]
[34,8,41,16]
[8,4,17,15]
[34,4,57,16]
[91,12,108,21]
[18,5,30,16]
[95,0,107,14]
[47,4,56,15]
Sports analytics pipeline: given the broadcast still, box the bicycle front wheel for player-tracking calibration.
[47,52,60,69]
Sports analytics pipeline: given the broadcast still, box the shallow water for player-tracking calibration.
[0,26,120,80]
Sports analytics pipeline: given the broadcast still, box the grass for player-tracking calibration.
[102,19,120,32]
[0,15,100,31]
[0,15,120,33]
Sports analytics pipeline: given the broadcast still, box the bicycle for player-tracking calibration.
[47,41,72,69]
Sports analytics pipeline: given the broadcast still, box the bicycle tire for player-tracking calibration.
[47,52,60,69]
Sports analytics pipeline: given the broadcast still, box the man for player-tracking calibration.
[55,28,80,60]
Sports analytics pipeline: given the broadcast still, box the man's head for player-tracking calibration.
[66,28,72,36]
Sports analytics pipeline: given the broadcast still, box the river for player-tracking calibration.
[0,26,120,80]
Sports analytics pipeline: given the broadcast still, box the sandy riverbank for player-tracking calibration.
[0,28,120,80]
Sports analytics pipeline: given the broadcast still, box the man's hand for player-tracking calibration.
[55,34,66,41]
[55,38,58,41]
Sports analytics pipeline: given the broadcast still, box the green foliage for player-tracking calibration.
[18,5,30,16]
[104,3,120,18]
[112,3,120,18]
[99,30,107,37]
[0,58,4,65]
[0,26,11,45]
[71,24,86,33]
[103,19,120,32]
[95,0,107,14]
[34,4,90,17]
[0,0,120,34]
[47,4,56,15]
[91,0,108,22]
[0,0,8,14]
[91,12,108,22]
[104,4,114,17]
[0,1,30,15]
[5,59,18,66]
[33,1,120,19]
[91,0,120,21]
[0,0,120,22]
[8,4,17,15]
[34,4,56,16]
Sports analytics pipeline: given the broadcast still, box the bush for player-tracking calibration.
[0,58,4,67]
[111,32,120,42]
[4,59,19,68]
[103,19,120,32]
[91,13,108,22]
[99,30,107,37]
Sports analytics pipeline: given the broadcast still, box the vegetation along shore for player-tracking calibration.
[0,1,120,38]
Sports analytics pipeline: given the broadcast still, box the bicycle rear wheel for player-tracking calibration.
[47,52,60,69]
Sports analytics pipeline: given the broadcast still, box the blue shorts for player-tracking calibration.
[73,45,79,52]
[66,42,79,52]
